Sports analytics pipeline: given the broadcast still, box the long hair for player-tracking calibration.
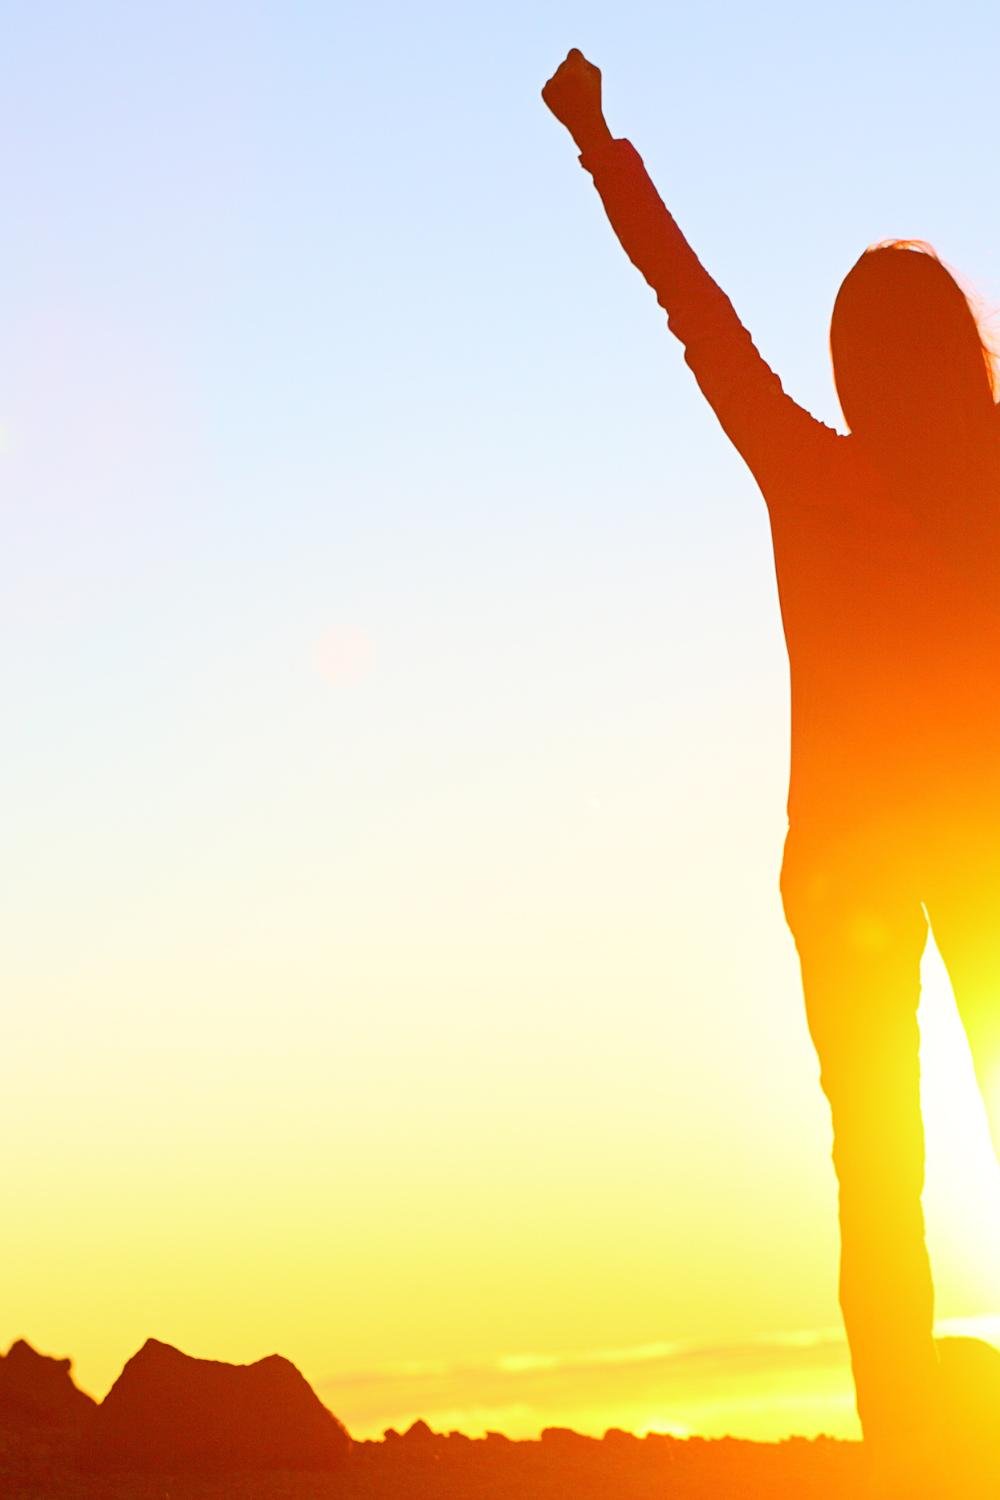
[830,241,999,504]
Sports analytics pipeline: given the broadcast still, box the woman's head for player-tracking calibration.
[830,242,996,451]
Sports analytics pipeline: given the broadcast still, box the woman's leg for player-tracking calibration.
[781,828,938,1464]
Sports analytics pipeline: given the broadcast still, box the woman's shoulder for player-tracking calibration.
[759,422,860,520]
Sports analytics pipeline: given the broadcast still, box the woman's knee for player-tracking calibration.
[781,844,927,958]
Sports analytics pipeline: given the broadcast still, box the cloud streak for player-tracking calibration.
[321,1316,1000,1440]
[318,1325,858,1441]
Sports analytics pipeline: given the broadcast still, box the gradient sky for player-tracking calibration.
[5,0,1000,1443]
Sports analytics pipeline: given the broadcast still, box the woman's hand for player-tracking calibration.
[542,48,612,155]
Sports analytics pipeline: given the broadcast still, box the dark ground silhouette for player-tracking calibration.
[5,1335,1000,1497]
[0,1335,860,1497]
[2,1433,864,1500]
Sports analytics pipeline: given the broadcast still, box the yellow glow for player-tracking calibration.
[918,935,1000,1326]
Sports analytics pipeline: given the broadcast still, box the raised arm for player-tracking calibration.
[542,50,835,487]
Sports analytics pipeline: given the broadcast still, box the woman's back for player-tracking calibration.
[769,427,1000,828]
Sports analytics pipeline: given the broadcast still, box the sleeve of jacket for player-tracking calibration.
[578,137,837,488]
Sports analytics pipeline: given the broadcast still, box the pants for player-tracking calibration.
[780,813,1000,1456]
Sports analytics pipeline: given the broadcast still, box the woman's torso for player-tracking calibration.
[765,430,1000,831]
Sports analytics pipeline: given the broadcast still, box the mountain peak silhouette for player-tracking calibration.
[93,1337,351,1471]
[0,1338,96,1436]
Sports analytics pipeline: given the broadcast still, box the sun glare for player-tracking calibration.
[919,934,1000,1318]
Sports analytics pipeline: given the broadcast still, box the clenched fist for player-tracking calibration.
[542,48,612,155]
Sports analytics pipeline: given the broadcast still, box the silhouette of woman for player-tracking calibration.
[543,46,1000,1494]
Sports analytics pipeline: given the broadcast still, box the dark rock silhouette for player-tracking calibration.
[92,1338,351,1471]
[347,1423,864,1499]
[938,1335,1000,1422]
[0,1339,96,1439]
[402,1418,435,1444]
[937,1335,1000,1487]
